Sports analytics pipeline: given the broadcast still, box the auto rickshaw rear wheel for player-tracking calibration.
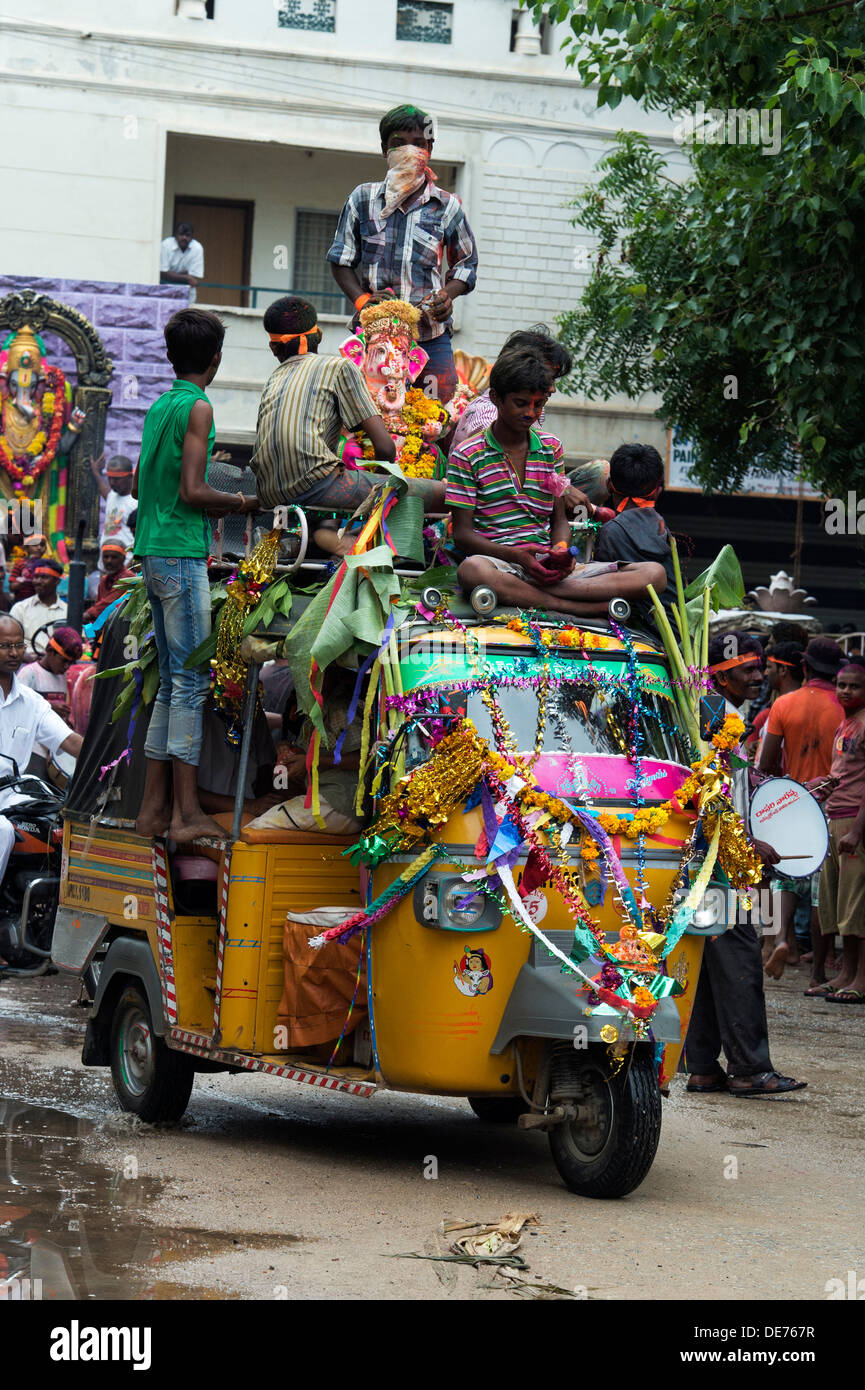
[467,1095,528,1124]
[547,1046,661,1199]
[109,985,194,1123]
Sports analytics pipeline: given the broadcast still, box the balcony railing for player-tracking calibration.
[196,283,348,311]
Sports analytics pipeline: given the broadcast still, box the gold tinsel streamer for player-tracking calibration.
[705,809,764,889]
[373,724,486,843]
[211,529,282,739]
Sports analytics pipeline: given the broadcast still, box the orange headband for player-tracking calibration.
[48,636,77,660]
[769,656,796,667]
[34,565,60,578]
[268,327,319,355]
[101,543,127,555]
[709,653,761,674]
[614,487,661,514]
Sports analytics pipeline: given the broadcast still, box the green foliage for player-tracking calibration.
[523,0,865,494]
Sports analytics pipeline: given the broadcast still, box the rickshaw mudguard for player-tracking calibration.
[85,935,167,1059]
[489,962,681,1054]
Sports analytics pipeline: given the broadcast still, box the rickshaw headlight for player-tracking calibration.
[441,881,486,928]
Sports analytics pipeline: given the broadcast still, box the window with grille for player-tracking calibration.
[278,0,336,31]
[293,210,342,309]
[397,1,453,44]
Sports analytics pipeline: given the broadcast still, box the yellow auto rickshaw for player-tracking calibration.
[53,590,709,1200]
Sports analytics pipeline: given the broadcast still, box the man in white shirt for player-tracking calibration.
[0,616,82,899]
[9,558,67,656]
[160,221,205,303]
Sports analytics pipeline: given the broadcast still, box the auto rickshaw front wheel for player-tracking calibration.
[109,985,194,1123]
[547,1046,661,1199]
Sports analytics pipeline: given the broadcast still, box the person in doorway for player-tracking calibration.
[327,104,478,404]
[448,352,666,616]
[0,616,82,941]
[758,636,844,984]
[90,453,137,557]
[160,221,205,302]
[133,307,258,845]
[685,632,805,1097]
[808,656,865,1003]
[10,557,67,656]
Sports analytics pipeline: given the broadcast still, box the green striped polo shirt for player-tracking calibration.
[445,426,566,546]
[250,352,378,507]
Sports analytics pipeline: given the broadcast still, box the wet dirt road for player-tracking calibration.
[1,969,862,1302]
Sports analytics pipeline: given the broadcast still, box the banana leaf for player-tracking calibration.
[240,575,293,638]
[402,565,458,595]
[684,545,744,629]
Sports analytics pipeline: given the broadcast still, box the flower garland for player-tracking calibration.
[504,617,611,651]
[0,366,68,490]
[345,387,448,480]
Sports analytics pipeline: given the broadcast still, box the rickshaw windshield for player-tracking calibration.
[404,679,689,769]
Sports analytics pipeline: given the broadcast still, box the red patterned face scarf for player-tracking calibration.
[381,145,437,218]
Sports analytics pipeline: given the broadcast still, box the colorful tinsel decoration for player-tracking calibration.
[211,528,282,743]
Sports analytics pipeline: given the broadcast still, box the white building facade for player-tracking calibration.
[0,0,676,458]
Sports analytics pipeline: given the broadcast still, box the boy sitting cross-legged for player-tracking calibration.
[447,351,667,616]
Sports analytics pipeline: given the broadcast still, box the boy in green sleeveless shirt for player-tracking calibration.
[133,308,258,843]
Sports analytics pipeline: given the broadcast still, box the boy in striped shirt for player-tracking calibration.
[447,353,667,616]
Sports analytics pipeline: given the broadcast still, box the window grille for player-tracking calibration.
[293,210,341,303]
[396,1,453,44]
[278,0,336,32]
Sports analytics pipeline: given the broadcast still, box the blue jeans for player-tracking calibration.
[142,555,211,765]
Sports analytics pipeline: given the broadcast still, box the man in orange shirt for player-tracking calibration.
[758,636,845,984]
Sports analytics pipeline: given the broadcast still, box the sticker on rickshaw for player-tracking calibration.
[521,890,548,924]
[453,947,494,997]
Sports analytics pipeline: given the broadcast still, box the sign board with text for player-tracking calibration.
[666,430,822,500]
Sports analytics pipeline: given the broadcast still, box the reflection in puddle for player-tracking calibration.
[0,1098,299,1300]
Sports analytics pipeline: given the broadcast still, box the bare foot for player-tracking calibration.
[169,813,229,845]
[136,808,171,838]
[764,941,789,980]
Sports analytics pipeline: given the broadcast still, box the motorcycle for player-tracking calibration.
[0,751,66,976]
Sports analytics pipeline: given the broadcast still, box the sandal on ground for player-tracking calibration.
[727,1071,807,1097]
[686,1070,728,1094]
[826,988,865,1004]
[803,982,836,997]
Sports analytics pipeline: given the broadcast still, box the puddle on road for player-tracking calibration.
[0,1001,85,1053]
[0,1097,300,1300]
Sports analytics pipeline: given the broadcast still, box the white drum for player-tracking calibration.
[748,777,829,879]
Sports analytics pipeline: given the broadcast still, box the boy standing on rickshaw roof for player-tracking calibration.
[326,104,478,405]
[447,353,668,616]
[133,308,258,845]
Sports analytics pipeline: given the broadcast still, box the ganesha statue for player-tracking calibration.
[339,299,474,480]
[0,325,84,554]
